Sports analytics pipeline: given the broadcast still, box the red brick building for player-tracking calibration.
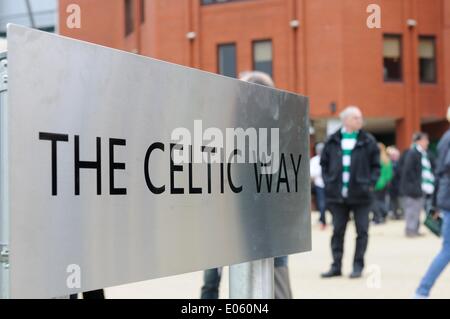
[59,0,450,150]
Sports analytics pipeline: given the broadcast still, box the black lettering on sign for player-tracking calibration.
[39,132,69,196]
[189,145,202,194]
[227,149,243,193]
[290,153,302,192]
[202,146,216,194]
[74,135,101,195]
[109,138,127,195]
[144,142,165,194]
[170,143,184,194]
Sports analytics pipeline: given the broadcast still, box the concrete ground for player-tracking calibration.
[106,214,450,299]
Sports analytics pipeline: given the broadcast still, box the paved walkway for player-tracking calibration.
[106,215,450,299]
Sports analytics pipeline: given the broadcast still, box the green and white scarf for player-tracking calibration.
[341,128,359,198]
[415,144,435,195]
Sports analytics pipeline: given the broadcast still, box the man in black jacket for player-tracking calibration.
[320,106,380,279]
[399,132,434,237]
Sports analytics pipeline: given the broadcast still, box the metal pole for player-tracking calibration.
[0,52,10,299]
[25,0,36,29]
[229,258,274,299]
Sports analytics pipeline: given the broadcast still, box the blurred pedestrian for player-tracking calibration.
[399,132,435,237]
[310,142,327,229]
[200,71,293,299]
[320,106,380,279]
[415,108,450,298]
[201,268,222,299]
[372,143,393,224]
[387,146,403,219]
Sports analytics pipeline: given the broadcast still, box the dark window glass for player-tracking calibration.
[218,43,237,78]
[383,35,402,81]
[253,40,272,78]
[125,0,134,36]
[419,36,436,83]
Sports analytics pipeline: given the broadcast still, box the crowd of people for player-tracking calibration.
[200,71,449,300]
[311,106,450,298]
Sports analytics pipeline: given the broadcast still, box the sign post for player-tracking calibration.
[230,259,274,299]
[0,51,9,299]
[2,25,310,298]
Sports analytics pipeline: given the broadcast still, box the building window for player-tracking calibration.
[419,36,436,83]
[253,40,273,78]
[218,43,237,78]
[140,0,145,24]
[125,0,134,36]
[383,35,402,81]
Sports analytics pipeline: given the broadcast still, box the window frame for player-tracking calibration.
[140,0,146,24]
[217,42,237,78]
[418,35,437,84]
[125,0,134,37]
[252,39,274,79]
[383,34,403,83]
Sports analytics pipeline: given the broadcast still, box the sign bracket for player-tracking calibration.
[0,51,10,299]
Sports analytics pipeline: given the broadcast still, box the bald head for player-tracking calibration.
[239,71,275,87]
[340,106,363,132]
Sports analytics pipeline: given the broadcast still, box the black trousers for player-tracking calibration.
[328,202,371,272]
[372,189,387,223]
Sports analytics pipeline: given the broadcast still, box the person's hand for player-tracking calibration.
[432,210,440,220]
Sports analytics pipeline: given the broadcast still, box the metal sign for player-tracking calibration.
[1,25,310,298]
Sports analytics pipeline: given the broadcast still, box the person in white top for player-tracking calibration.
[310,143,326,228]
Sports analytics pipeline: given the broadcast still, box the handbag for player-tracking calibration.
[424,211,443,237]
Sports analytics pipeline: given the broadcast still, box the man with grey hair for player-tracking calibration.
[320,106,380,279]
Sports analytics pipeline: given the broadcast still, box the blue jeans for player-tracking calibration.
[201,268,221,299]
[416,210,450,297]
[315,186,327,225]
[274,256,288,267]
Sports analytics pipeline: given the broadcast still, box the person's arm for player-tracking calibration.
[320,143,330,183]
[386,161,393,183]
[369,140,381,187]
[310,157,319,180]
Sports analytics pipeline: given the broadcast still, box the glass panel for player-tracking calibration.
[253,40,273,77]
[383,37,400,58]
[218,44,237,78]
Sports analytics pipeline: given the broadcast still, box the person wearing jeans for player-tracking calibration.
[415,108,450,298]
[201,268,222,299]
[416,211,450,297]
[201,71,293,299]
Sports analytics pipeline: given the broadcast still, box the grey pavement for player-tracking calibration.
[106,214,450,299]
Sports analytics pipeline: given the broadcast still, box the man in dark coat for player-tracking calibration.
[320,106,380,279]
[399,132,434,237]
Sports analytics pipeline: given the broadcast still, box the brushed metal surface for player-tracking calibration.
[6,25,310,298]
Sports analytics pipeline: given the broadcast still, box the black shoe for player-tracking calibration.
[349,270,363,279]
[321,269,342,278]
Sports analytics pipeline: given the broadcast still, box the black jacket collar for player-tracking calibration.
[329,127,371,146]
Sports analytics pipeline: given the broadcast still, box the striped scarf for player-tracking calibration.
[415,144,435,195]
[341,128,359,198]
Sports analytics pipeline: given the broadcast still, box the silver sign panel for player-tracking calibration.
[6,25,310,298]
